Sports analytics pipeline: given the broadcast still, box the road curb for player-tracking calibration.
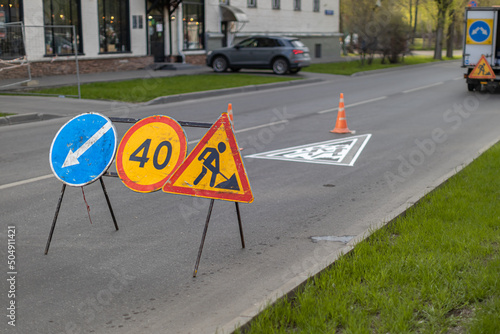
[1,113,61,126]
[219,134,500,334]
[0,78,322,126]
[145,78,324,106]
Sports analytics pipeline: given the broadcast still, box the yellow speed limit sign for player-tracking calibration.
[116,116,187,193]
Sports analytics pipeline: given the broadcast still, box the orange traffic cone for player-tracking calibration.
[330,93,353,134]
[227,103,243,150]
[227,103,235,132]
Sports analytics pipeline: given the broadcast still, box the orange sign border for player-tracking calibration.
[116,115,187,193]
[163,113,253,203]
[469,55,496,79]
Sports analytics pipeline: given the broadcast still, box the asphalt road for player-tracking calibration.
[1,61,500,334]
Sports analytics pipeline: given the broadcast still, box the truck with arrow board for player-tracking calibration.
[463,6,500,92]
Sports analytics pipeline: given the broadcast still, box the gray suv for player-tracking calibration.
[206,36,311,75]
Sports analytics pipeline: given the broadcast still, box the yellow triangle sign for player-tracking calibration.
[469,55,496,79]
[163,113,254,203]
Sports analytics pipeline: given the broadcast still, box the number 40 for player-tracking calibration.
[129,139,172,170]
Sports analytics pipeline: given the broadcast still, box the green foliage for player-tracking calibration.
[341,1,415,64]
[411,37,433,50]
[240,142,500,333]
[341,0,469,59]
[378,12,412,63]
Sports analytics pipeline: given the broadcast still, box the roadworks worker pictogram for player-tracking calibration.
[194,142,239,190]
[469,55,495,79]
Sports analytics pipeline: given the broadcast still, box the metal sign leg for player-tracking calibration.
[45,183,67,255]
[193,199,215,277]
[99,177,119,231]
[235,202,245,249]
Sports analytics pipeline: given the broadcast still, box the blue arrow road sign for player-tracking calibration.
[50,113,117,186]
[469,20,491,43]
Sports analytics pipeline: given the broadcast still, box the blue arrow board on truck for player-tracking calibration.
[49,113,117,187]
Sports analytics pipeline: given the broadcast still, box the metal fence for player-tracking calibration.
[0,23,81,98]
[0,22,29,88]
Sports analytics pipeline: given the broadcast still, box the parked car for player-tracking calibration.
[206,36,311,75]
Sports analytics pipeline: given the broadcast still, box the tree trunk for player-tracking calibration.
[412,0,419,44]
[434,30,443,59]
[409,0,413,28]
[434,7,447,60]
[446,10,455,58]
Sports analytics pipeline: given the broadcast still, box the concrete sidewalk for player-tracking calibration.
[0,64,213,90]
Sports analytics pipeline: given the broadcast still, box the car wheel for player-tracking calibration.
[289,68,301,74]
[272,58,289,75]
[212,56,228,72]
[467,84,474,92]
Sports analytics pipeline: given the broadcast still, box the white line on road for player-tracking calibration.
[317,96,388,114]
[0,174,54,190]
[402,82,444,93]
[234,120,289,134]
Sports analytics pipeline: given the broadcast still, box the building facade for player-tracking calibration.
[0,0,341,77]
[205,0,342,64]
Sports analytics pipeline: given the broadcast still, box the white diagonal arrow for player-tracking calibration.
[62,121,112,168]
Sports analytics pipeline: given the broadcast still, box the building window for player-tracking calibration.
[183,0,204,50]
[315,44,321,58]
[43,0,82,55]
[0,0,24,59]
[293,0,301,11]
[0,0,23,23]
[313,0,320,12]
[247,0,256,8]
[272,0,279,9]
[98,0,130,53]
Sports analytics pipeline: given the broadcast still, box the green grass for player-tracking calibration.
[303,55,456,76]
[237,142,500,333]
[34,74,298,103]
[0,113,14,117]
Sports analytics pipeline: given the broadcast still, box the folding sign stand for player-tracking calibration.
[44,177,119,254]
[194,200,245,277]
[46,113,119,254]
[45,112,254,279]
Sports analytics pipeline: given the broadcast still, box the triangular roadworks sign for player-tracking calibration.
[163,113,253,203]
[469,55,496,79]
